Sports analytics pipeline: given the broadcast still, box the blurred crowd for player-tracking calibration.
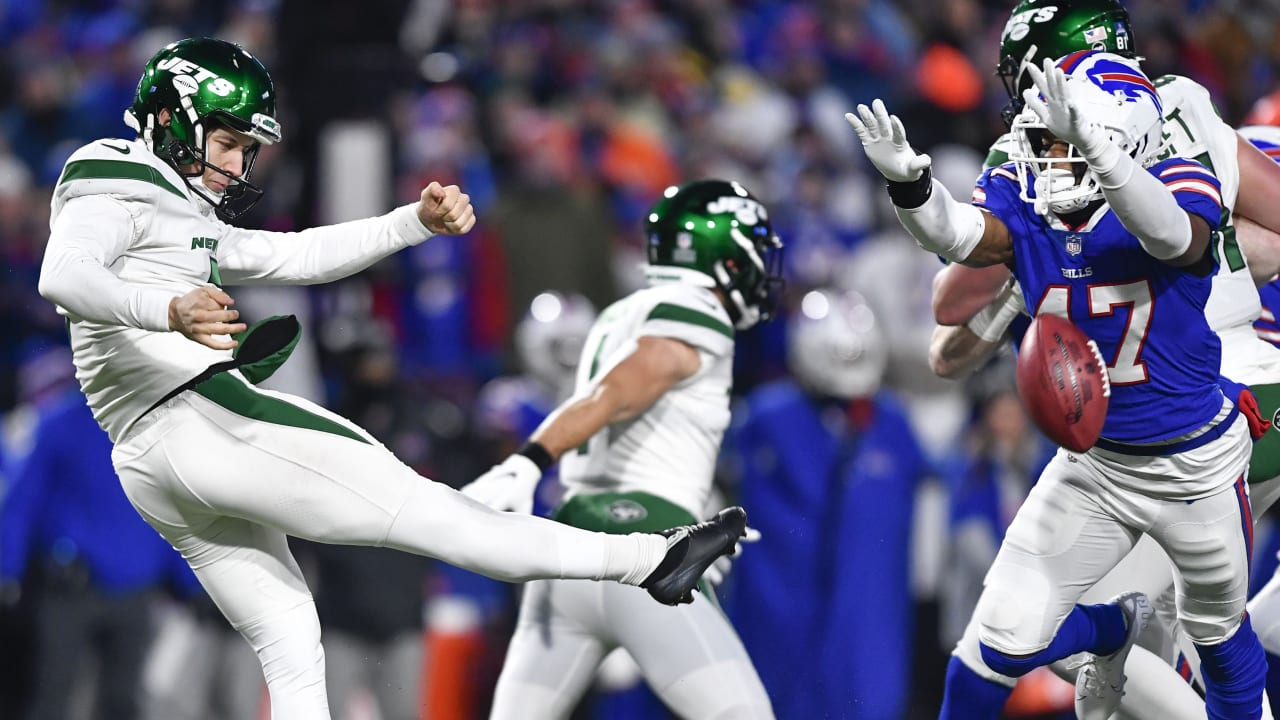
[4,1,1280,719]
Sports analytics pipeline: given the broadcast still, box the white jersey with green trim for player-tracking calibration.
[43,137,432,442]
[984,75,1258,336]
[1149,74,1258,335]
[558,282,735,518]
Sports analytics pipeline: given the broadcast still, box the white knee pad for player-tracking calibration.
[954,616,1017,688]
[975,566,1054,655]
[1179,597,1246,646]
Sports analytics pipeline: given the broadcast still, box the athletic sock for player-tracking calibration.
[939,655,1012,720]
[1267,652,1280,718]
[560,531,667,585]
[980,602,1127,677]
[1196,614,1267,720]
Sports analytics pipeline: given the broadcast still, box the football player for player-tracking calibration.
[460,179,779,719]
[727,287,928,718]
[928,3,1280,718]
[848,51,1266,720]
[36,38,747,719]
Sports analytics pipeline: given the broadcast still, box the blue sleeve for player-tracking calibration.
[1149,157,1223,230]
[973,164,1029,243]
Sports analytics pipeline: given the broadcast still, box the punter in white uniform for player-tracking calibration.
[928,4,1280,719]
[461,179,779,720]
[36,37,748,720]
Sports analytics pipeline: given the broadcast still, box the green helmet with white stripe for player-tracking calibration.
[126,37,281,221]
[644,179,784,330]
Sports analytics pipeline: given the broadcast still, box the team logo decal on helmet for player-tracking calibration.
[997,0,1136,126]
[126,37,282,221]
[644,179,784,330]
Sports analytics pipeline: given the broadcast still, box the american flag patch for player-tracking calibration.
[1084,26,1108,44]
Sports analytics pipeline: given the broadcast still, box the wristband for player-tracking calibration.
[516,441,555,473]
[886,167,933,209]
[965,283,1023,343]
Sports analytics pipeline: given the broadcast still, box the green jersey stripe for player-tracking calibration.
[59,159,186,200]
[194,373,371,445]
[646,302,733,339]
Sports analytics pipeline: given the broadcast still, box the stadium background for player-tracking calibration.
[2,1,1280,719]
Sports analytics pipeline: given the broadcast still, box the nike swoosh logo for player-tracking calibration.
[103,143,131,155]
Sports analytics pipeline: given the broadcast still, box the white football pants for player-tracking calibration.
[110,375,665,720]
[490,578,774,720]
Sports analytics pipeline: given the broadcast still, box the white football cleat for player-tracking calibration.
[1074,592,1154,720]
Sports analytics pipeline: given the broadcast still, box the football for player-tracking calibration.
[1015,313,1111,453]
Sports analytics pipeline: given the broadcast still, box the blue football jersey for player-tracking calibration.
[974,158,1226,445]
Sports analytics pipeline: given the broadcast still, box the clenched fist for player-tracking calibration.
[417,181,476,235]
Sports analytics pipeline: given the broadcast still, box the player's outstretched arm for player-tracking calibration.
[1235,133,1280,242]
[930,324,1003,379]
[932,263,1015,326]
[1236,216,1280,286]
[217,181,475,286]
[1023,59,1211,267]
[460,335,700,513]
[844,100,1013,267]
[416,181,476,235]
[929,279,1023,378]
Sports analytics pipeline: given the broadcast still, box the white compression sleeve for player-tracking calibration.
[1084,141,1194,261]
[893,179,987,263]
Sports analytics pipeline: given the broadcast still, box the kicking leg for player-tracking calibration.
[160,389,672,586]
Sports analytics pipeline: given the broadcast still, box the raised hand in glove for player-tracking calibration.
[703,526,762,587]
[1022,58,1106,157]
[844,99,932,183]
[460,454,543,514]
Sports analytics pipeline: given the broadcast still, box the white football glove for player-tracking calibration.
[1021,58,1105,156]
[844,99,932,183]
[703,526,762,587]
[459,453,543,514]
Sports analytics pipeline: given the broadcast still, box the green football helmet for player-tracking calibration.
[125,38,282,221]
[644,179,784,330]
[997,0,1136,125]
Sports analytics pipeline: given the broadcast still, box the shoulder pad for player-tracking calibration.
[54,139,188,204]
[644,284,735,329]
[1156,74,1215,116]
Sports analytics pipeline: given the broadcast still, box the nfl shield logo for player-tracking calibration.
[1065,235,1083,255]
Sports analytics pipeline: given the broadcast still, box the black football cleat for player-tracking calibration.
[641,506,748,606]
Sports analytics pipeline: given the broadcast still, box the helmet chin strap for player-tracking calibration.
[1033,168,1098,217]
